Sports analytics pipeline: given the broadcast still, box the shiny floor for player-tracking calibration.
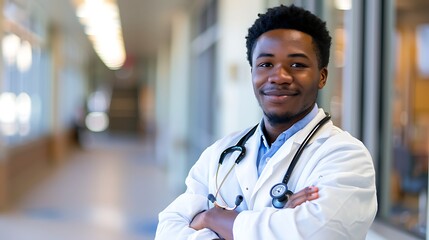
[0,132,422,240]
[0,132,176,240]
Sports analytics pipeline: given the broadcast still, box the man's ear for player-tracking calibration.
[318,67,328,89]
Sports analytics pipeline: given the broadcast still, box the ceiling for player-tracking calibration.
[35,0,190,61]
[117,0,189,58]
[32,0,429,64]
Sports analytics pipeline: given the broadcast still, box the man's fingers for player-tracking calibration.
[285,186,319,208]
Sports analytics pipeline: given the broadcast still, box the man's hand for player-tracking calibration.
[189,210,208,231]
[189,186,319,239]
[190,206,237,240]
[285,186,319,208]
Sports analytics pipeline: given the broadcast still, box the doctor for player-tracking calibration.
[156,4,377,240]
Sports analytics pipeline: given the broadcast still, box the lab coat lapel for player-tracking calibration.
[235,132,259,207]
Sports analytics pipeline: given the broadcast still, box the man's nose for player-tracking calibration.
[268,65,292,84]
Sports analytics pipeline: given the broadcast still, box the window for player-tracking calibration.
[1,0,51,145]
[388,0,429,237]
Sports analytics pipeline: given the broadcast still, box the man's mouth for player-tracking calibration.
[261,89,299,97]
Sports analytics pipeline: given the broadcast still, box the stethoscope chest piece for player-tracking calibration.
[270,183,293,209]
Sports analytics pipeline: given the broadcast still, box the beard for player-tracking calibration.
[264,111,295,126]
[263,104,314,126]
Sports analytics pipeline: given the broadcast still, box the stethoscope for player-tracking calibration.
[207,112,331,210]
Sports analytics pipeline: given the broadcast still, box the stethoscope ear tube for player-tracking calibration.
[208,193,243,211]
[207,124,258,210]
[208,193,216,203]
[235,195,244,206]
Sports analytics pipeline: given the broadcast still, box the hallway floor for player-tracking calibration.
[0,132,176,240]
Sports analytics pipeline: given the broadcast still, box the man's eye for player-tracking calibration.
[291,63,307,68]
[258,63,272,68]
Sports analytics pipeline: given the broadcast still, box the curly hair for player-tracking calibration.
[245,5,332,69]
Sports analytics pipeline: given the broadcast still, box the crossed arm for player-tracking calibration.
[189,186,319,240]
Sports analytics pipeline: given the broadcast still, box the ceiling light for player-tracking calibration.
[76,0,126,70]
[335,0,352,10]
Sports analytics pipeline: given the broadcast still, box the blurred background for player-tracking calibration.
[0,0,427,239]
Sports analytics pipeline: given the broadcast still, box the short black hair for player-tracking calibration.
[245,5,332,69]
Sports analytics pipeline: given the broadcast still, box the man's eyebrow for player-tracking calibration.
[288,53,310,59]
[255,53,274,59]
[256,52,310,59]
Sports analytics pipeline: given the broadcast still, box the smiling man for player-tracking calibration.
[156,5,377,240]
[251,28,327,143]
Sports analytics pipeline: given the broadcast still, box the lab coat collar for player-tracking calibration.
[293,109,332,144]
[263,109,332,172]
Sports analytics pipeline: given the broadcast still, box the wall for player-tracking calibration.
[0,0,94,209]
[216,0,265,138]
[215,0,265,138]
[165,10,192,192]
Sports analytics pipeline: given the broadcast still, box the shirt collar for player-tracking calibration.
[257,104,319,148]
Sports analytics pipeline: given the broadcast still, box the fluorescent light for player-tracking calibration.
[76,0,126,70]
[335,0,352,10]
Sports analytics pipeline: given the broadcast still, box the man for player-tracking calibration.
[156,5,377,240]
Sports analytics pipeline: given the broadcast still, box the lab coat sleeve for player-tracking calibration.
[155,143,221,240]
[232,133,377,240]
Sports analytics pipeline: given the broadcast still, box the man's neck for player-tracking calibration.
[262,105,316,145]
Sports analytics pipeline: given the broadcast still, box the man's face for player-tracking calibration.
[251,29,327,126]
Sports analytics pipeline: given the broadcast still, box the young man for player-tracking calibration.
[156,5,377,240]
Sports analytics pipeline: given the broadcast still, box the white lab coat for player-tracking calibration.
[155,109,377,240]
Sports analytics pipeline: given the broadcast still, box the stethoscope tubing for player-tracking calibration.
[281,113,331,184]
[209,112,331,209]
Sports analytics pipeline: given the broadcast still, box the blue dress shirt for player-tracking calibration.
[256,104,319,177]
